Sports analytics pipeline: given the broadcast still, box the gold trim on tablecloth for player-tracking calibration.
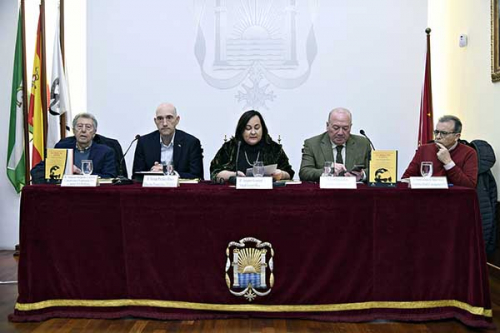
[15,299,492,317]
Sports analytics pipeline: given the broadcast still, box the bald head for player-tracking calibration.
[154,102,180,142]
[326,107,353,145]
[156,103,177,118]
[328,107,352,124]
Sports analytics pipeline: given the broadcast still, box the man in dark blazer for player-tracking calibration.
[132,103,204,179]
[299,108,371,182]
[31,113,117,183]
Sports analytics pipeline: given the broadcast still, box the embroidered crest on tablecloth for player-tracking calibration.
[225,237,274,302]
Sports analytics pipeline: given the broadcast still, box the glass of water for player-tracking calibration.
[253,161,265,177]
[163,161,175,176]
[322,161,333,177]
[81,160,93,176]
[420,161,433,178]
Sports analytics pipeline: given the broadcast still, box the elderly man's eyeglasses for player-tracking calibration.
[75,124,94,131]
[433,130,457,137]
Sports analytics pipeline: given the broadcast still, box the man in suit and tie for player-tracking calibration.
[299,107,371,182]
[132,103,204,179]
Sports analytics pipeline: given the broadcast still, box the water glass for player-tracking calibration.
[420,161,433,178]
[81,160,93,176]
[163,161,175,176]
[253,161,265,177]
[322,161,333,177]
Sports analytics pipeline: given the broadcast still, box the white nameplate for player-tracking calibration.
[409,176,448,189]
[143,175,179,188]
[236,177,273,189]
[320,176,357,189]
[61,175,98,187]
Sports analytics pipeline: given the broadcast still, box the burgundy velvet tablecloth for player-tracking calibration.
[9,183,493,328]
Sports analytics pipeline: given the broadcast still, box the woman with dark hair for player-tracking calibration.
[210,110,295,182]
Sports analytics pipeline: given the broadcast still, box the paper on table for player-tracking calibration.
[245,164,277,177]
[135,171,163,175]
[135,170,181,176]
[179,178,200,184]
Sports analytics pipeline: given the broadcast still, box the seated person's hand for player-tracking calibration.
[272,169,290,181]
[345,170,363,182]
[217,170,246,182]
[333,163,347,176]
[73,165,82,175]
[272,169,283,181]
[436,142,452,164]
[151,162,163,172]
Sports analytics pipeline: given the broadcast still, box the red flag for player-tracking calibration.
[418,28,434,147]
[28,13,48,167]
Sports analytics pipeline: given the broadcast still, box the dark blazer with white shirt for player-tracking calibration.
[132,129,204,179]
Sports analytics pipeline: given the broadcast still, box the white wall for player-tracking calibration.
[0,0,22,250]
[429,0,500,183]
[0,0,85,250]
[0,0,429,248]
[87,0,428,181]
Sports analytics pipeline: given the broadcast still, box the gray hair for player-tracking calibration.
[438,115,462,133]
[328,107,352,124]
[72,113,98,130]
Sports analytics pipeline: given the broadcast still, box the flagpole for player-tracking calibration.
[21,0,30,182]
[418,27,434,147]
[59,0,67,139]
[425,27,433,135]
[15,0,30,257]
[40,0,48,151]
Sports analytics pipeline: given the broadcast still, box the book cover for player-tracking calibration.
[45,149,73,180]
[368,150,398,187]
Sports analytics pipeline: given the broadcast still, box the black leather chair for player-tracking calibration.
[93,134,127,178]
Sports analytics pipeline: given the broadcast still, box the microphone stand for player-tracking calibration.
[113,135,140,185]
[360,130,376,151]
[359,130,376,183]
[228,141,242,185]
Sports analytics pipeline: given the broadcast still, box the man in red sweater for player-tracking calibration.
[402,115,478,188]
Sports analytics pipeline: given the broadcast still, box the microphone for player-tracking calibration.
[360,130,376,151]
[113,134,140,185]
[228,140,242,185]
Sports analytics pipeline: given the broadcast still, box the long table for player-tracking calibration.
[9,183,493,328]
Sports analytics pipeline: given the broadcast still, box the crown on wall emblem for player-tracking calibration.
[225,237,274,302]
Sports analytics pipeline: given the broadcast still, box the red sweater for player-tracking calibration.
[402,143,478,188]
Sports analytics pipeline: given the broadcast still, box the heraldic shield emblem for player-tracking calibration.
[225,237,274,302]
[194,0,319,110]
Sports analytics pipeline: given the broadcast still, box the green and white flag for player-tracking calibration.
[7,11,26,193]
